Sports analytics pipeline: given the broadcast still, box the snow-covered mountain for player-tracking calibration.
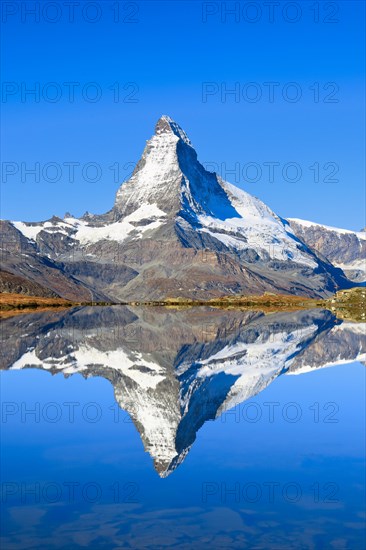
[1,305,364,476]
[1,116,357,300]
[288,218,366,283]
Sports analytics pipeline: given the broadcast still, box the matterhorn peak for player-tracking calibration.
[113,115,198,217]
[154,115,192,146]
[5,116,356,305]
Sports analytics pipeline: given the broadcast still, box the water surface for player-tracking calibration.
[1,306,365,549]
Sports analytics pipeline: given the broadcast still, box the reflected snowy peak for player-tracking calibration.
[1,306,364,476]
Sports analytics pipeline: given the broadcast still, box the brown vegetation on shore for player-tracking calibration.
[1,287,364,321]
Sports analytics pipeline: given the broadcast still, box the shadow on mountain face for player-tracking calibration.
[1,306,364,476]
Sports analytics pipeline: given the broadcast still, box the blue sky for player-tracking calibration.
[1,0,365,229]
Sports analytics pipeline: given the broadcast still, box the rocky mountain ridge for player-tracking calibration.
[288,218,366,282]
[1,116,362,300]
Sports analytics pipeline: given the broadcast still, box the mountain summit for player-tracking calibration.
[154,114,192,144]
[1,116,362,300]
[113,114,196,217]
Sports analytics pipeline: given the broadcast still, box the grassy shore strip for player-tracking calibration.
[130,295,317,308]
[0,293,116,312]
[130,288,366,321]
[132,288,365,306]
[0,292,75,310]
[0,288,364,321]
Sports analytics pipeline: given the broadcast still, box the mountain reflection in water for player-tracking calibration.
[1,306,365,477]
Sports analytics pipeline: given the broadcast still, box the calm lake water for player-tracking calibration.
[1,306,365,549]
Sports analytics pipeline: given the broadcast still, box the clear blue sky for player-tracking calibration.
[1,0,365,230]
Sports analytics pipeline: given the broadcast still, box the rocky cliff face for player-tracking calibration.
[1,305,364,476]
[1,116,357,300]
[288,219,366,283]
[0,220,97,301]
[0,269,59,297]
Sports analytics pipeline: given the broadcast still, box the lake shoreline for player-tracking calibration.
[1,288,364,322]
